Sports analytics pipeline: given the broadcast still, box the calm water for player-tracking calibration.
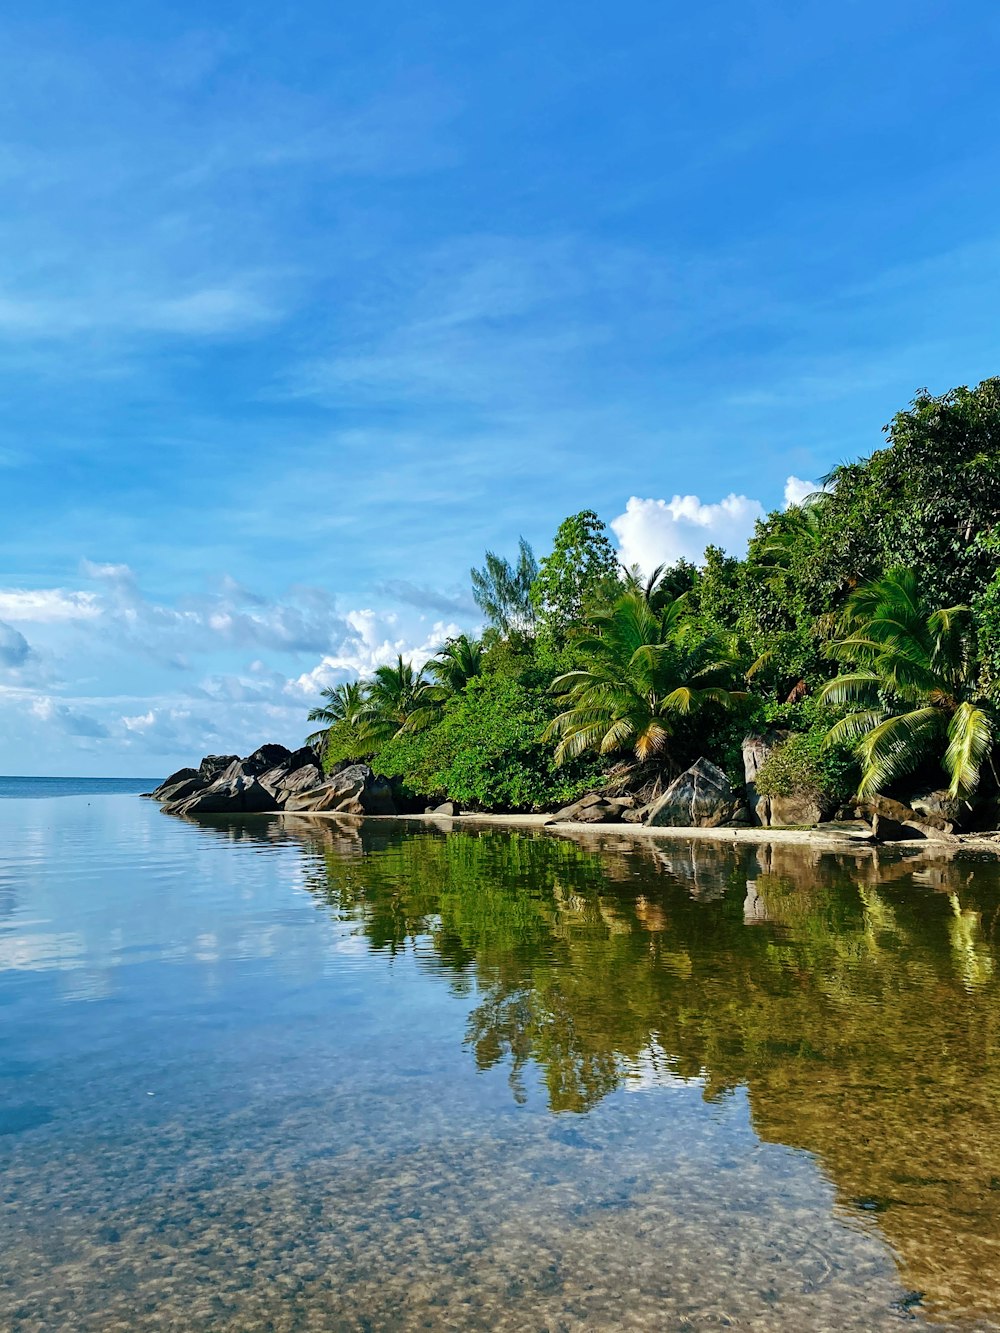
[2,791,1000,1330]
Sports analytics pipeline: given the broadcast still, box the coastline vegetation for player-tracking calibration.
[306,379,1000,817]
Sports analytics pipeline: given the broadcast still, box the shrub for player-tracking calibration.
[372,673,603,812]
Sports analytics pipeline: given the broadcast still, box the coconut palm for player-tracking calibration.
[365,654,428,745]
[819,567,996,798]
[544,591,746,766]
[403,635,484,733]
[305,680,371,749]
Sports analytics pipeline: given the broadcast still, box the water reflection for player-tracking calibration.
[196,814,1000,1326]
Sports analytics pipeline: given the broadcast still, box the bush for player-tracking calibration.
[371,673,603,812]
[754,711,858,810]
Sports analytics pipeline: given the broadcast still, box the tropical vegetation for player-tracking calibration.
[305,377,1000,821]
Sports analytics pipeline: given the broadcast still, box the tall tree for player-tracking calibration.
[531,510,620,642]
[470,538,538,642]
[366,655,428,745]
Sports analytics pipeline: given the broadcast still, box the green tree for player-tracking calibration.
[530,510,620,642]
[306,680,373,760]
[820,567,997,798]
[406,634,484,732]
[545,590,746,767]
[470,538,538,643]
[365,655,428,746]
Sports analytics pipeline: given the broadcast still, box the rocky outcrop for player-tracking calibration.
[767,793,825,827]
[855,794,957,842]
[154,748,397,819]
[741,732,785,826]
[283,764,396,816]
[645,759,744,828]
[545,792,634,825]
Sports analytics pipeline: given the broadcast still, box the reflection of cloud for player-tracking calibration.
[622,1040,704,1093]
[0,932,85,972]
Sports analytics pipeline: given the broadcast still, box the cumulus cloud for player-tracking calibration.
[0,620,31,668]
[611,493,766,575]
[287,613,462,698]
[783,476,822,507]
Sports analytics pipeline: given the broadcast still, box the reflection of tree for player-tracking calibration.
[189,813,1000,1322]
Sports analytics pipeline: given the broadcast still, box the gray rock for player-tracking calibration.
[645,759,741,828]
[153,775,204,805]
[855,795,957,842]
[741,732,785,826]
[167,769,277,815]
[259,761,323,805]
[198,754,239,782]
[909,789,968,827]
[432,801,459,816]
[149,767,199,800]
[284,764,396,816]
[768,794,824,827]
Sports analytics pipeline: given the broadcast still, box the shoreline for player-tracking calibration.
[278,808,1000,859]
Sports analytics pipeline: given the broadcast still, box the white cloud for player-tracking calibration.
[611,493,765,575]
[287,615,461,698]
[0,589,100,623]
[0,620,31,668]
[783,475,821,507]
[122,710,155,732]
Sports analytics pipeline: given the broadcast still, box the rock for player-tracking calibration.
[284,764,396,816]
[432,801,459,816]
[574,802,618,823]
[855,795,957,842]
[167,767,277,815]
[153,775,204,805]
[546,791,614,823]
[198,754,239,782]
[909,789,969,827]
[621,806,650,824]
[768,794,824,827]
[816,819,876,843]
[741,733,781,826]
[645,759,741,828]
[149,767,198,800]
[241,744,292,776]
[259,761,323,805]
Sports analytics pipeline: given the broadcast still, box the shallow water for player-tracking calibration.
[2,791,1000,1330]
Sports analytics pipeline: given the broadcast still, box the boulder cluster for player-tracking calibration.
[146,747,397,817]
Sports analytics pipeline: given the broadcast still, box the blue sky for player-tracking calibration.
[2,1,1000,775]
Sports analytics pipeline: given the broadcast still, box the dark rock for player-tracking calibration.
[241,744,292,776]
[909,789,969,828]
[645,759,741,828]
[154,775,204,805]
[283,764,396,816]
[855,795,957,842]
[167,769,277,816]
[149,767,198,799]
[198,754,239,781]
[259,761,323,805]
[546,791,615,823]
[816,819,876,843]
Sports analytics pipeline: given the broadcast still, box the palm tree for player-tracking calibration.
[306,680,371,749]
[404,634,484,733]
[365,654,428,745]
[544,591,746,766]
[819,567,996,798]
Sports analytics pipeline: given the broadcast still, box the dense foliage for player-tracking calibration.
[306,377,1000,816]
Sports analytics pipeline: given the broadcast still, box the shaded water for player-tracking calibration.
[2,791,1000,1330]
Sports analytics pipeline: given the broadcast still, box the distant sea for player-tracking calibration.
[0,775,158,799]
